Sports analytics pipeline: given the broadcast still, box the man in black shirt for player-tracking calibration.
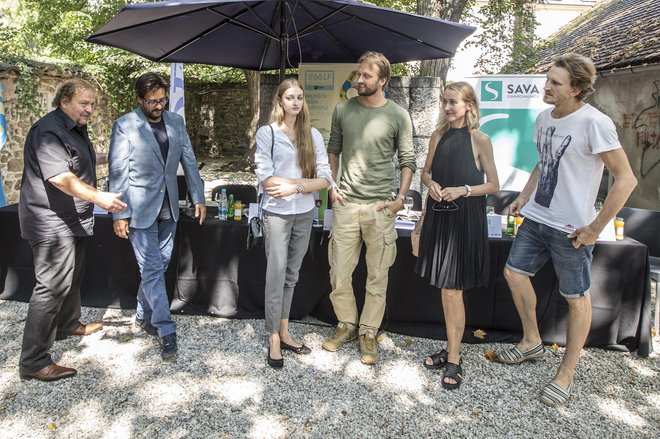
[19,78,127,382]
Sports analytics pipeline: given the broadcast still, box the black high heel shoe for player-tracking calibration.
[281,341,312,355]
[267,348,283,369]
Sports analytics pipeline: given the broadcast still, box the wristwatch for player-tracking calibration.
[397,194,406,202]
[463,184,472,197]
[296,183,304,193]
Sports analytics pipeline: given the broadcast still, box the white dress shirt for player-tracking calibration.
[254,123,332,215]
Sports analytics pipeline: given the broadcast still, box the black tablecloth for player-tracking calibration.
[0,204,652,356]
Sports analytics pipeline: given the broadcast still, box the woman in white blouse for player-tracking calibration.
[254,79,332,368]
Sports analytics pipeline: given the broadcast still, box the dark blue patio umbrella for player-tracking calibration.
[86,0,475,80]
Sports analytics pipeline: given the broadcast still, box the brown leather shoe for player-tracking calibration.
[56,322,103,340]
[69,322,103,336]
[20,363,77,382]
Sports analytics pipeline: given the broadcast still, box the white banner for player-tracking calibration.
[169,63,185,119]
[1,80,7,206]
[467,75,551,190]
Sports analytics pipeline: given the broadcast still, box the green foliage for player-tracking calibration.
[467,0,541,74]
[1,0,245,117]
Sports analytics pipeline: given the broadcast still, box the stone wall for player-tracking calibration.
[185,82,251,156]
[0,64,113,205]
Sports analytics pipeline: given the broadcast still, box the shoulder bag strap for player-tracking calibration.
[258,125,276,218]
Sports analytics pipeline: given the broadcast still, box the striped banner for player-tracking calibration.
[169,63,185,119]
[0,80,7,207]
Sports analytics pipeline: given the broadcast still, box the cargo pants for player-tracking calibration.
[328,200,398,336]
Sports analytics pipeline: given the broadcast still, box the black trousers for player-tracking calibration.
[19,236,85,373]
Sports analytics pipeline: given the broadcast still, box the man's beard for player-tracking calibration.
[357,83,378,97]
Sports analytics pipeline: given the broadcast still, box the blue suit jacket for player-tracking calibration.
[108,108,204,229]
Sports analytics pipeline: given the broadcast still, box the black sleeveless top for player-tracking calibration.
[415,127,489,290]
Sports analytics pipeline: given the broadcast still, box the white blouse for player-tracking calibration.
[254,123,332,215]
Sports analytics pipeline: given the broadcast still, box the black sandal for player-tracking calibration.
[442,362,463,390]
[281,341,312,355]
[423,349,449,370]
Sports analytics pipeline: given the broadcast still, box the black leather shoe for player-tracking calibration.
[267,348,283,369]
[135,318,158,336]
[161,333,178,360]
[20,363,77,382]
[281,341,312,355]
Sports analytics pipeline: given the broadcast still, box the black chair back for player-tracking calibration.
[177,176,204,205]
[486,190,520,215]
[406,189,423,211]
[618,207,660,257]
[211,184,258,204]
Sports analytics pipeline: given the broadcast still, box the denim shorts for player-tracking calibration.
[505,218,594,298]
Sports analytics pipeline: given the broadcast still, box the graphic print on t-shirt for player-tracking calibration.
[535,126,571,208]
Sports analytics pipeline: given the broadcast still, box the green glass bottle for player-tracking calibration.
[227,194,235,219]
[506,214,515,237]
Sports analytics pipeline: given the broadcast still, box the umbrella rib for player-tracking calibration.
[286,3,358,61]
[161,3,281,63]
[206,4,278,40]
[87,5,213,39]
[297,3,455,58]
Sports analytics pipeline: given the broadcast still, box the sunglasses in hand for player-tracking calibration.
[432,200,459,212]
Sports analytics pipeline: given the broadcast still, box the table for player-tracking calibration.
[0,204,326,319]
[0,204,652,356]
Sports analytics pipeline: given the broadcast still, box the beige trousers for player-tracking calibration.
[328,200,398,335]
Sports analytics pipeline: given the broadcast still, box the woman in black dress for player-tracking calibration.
[415,82,499,390]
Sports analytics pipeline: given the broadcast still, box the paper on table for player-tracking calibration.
[395,220,416,230]
[487,214,503,238]
[396,210,421,221]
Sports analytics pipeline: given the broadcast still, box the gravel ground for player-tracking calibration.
[1,299,659,439]
[4,159,658,438]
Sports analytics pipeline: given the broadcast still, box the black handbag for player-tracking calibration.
[247,215,264,249]
[247,125,275,250]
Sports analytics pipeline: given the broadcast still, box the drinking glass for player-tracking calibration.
[403,196,414,217]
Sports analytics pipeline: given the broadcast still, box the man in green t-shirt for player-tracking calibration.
[321,51,416,365]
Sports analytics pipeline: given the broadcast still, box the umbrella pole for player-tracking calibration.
[279,0,286,83]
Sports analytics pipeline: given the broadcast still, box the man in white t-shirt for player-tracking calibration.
[497,53,637,406]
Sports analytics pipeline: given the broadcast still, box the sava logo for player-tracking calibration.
[507,84,540,94]
[481,81,502,101]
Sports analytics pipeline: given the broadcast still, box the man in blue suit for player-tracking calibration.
[109,72,206,360]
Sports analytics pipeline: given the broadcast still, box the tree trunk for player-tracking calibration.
[417,0,471,82]
[243,69,260,166]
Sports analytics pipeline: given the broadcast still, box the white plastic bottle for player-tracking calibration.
[218,188,228,220]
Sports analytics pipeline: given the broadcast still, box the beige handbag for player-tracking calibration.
[411,208,426,257]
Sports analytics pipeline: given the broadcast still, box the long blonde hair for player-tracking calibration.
[435,81,480,136]
[268,79,316,179]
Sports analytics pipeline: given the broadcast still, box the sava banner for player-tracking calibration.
[468,75,550,191]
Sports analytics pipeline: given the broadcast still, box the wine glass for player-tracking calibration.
[403,196,414,218]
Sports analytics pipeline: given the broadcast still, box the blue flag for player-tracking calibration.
[0,80,7,207]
